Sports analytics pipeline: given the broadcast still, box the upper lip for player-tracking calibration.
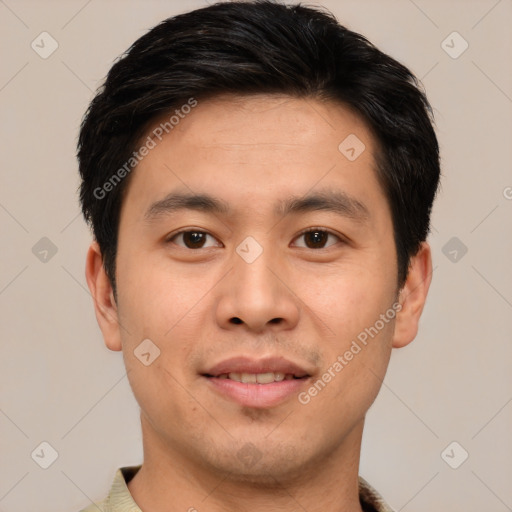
[203,356,312,378]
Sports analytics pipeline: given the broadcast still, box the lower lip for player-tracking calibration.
[204,376,308,408]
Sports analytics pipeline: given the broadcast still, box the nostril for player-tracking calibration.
[230,317,243,324]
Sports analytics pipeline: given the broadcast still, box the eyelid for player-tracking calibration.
[292,227,345,248]
[165,227,346,249]
[166,229,223,248]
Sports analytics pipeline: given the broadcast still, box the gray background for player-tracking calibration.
[1,0,511,511]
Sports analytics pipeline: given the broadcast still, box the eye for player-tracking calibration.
[293,228,342,249]
[167,230,222,249]
[167,228,342,250]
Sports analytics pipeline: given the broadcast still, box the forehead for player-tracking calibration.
[120,94,387,222]
[160,93,371,150]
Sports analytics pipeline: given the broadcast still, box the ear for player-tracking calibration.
[392,242,433,349]
[85,241,122,351]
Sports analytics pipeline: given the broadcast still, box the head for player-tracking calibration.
[80,0,439,483]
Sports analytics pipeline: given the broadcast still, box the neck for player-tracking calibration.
[128,414,365,512]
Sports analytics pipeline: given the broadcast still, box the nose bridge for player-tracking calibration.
[232,237,280,305]
[216,236,299,331]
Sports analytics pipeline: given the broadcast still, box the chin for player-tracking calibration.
[202,441,315,486]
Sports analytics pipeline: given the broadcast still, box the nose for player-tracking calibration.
[215,243,300,333]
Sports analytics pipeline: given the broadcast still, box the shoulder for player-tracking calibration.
[76,465,142,512]
[359,476,396,512]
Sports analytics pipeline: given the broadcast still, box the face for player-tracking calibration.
[87,94,430,484]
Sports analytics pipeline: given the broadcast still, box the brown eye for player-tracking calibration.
[182,231,206,248]
[168,230,221,249]
[294,229,340,249]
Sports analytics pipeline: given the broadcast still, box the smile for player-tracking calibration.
[215,372,302,384]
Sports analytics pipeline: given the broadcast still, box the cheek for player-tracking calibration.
[118,286,203,433]
[297,265,396,398]
[298,312,394,434]
[125,356,203,441]
[298,263,396,341]
[116,247,204,340]
[115,253,203,407]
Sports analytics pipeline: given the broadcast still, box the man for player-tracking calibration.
[78,1,440,511]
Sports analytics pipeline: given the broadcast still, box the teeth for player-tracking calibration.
[256,372,275,384]
[241,373,257,383]
[226,372,292,383]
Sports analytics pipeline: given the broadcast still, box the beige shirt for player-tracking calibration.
[79,465,395,512]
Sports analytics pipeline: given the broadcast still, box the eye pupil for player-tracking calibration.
[305,230,328,248]
[183,231,205,248]
[175,229,334,250]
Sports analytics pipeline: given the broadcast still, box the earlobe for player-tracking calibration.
[85,241,123,351]
[392,242,433,349]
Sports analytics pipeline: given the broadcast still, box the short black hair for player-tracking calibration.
[78,0,440,297]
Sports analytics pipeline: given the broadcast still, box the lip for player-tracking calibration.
[201,356,312,408]
[203,356,311,378]
[204,376,309,408]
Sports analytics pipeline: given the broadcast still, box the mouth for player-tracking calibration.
[205,372,307,383]
[201,356,312,408]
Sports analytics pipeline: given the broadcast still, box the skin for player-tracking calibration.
[86,94,432,512]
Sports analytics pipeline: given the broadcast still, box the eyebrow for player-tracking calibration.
[143,188,369,223]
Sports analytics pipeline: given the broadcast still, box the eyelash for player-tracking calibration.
[166,227,344,250]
